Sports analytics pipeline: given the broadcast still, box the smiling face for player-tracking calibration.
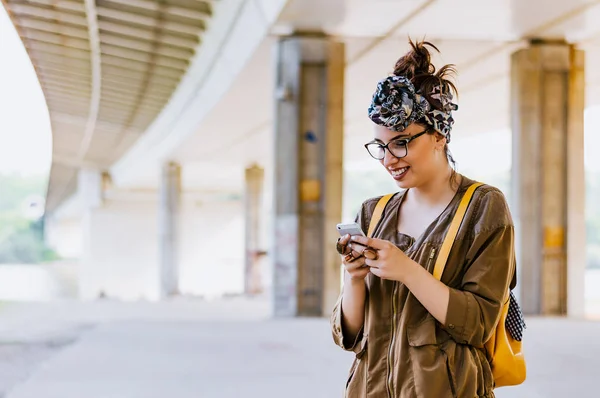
[370,122,448,189]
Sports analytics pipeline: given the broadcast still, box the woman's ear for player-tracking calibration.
[434,132,446,150]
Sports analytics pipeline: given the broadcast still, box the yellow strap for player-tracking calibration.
[432,182,484,280]
[367,193,395,237]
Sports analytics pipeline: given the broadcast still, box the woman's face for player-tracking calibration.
[369,122,447,189]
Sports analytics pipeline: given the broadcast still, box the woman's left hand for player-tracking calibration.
[348,235,416,283]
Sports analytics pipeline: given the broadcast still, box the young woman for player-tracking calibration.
[331,40,519,398]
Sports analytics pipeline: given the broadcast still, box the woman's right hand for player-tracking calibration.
[338,234,370,281]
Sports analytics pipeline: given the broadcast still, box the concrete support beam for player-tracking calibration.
[79,168,103,298]
[63,164,245,301]
[78,168,104,209]
[244,164,265,295]
[158,161,181,298]
[511,41,586,316]
[77,169,161,300]
[272,35,345,317]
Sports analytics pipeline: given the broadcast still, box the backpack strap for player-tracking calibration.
[432,182,483,280]
[367,193,396,237]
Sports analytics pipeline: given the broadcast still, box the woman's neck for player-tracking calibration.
[409,167,460,207]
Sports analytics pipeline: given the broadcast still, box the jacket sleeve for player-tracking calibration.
[441,190,517,347]
[330,289,367,353]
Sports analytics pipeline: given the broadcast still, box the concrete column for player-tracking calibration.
[78,168,104,208]
[244,164,265,295]
[79,168,104,298]
[158,161,181,298]
[272,34,345,317]
[511,40,586,316]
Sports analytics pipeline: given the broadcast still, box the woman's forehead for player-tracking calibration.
[373,123,424,139]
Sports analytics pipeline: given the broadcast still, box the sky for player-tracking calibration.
[0,6,52,177]
[0,5,599,180]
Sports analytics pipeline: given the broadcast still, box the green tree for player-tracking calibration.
[0,173,58,264]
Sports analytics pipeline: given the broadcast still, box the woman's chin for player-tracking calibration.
[392,173,414,190]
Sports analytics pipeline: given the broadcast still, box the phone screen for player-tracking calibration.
[336,223,365,237]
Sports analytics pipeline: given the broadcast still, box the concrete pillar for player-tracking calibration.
[158,161,181,298]
[272,34,345,317]
[79,168,104,298]
[244,164,265,295]
[511,40,586,316]
[78,168,104,209]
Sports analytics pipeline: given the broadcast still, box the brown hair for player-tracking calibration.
[393,39,459,184]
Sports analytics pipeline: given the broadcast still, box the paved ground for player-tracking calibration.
[0,297,599,398]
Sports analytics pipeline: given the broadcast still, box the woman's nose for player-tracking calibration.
[382,149,397,167]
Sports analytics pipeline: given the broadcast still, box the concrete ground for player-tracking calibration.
[0,297,598,398]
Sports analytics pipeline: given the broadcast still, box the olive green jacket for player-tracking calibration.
[331,176,516,398]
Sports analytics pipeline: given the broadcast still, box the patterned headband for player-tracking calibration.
[367,75,458,142]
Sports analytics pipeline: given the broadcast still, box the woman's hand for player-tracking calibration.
[348,235,451,326]
[348,235,417,283]
[337,234,370,281]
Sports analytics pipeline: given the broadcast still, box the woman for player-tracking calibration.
[331,40,520,398]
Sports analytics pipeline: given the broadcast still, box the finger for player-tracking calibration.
[364,257,378,268]
[348,244,380,261]
[350,248,364,259]
[340,245,352,256]
[350,235,386,250]
[346,240,367,249]
[343,243,365,259]
[362,248,379,260]
[337,236,352,255]
[339,234,351,245]
[343,251,365,265]
[369,266,383,278]
[346,257,366,270]
[343,253,355,263]
[346,242,368,255]
[343,252,363,265]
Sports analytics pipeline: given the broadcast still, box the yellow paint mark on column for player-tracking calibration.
[544,227,565,248]
[300,180,321,201]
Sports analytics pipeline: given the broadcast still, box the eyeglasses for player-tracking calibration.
[364,130,428,160]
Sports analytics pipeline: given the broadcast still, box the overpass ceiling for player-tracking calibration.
[5,0,600,206]
[1,0,213,211]
[170,0,600,192]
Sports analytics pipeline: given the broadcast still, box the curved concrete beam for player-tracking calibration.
[77,0,102,163]
[43,0,102,210]
[110,0,289,187]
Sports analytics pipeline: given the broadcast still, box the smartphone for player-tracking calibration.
[336,222,366,238]
[336,223,367,260]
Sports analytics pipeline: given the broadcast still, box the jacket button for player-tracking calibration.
[448,324,455,329]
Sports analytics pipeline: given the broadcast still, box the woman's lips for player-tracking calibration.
[390,166,409,180]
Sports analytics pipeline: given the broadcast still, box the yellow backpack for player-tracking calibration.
[369,183,526,388]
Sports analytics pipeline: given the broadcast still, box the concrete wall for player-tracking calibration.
[80,199,160,301]
[47,194,249,301]
[178,199,245,298]
[0,261,78,301]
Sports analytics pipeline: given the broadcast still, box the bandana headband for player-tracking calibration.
[367,75,458,142]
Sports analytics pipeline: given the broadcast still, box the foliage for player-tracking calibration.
[0,173,58,264]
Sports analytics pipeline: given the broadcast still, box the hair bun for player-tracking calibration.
[392,38,458,110]
[393,39,436,78]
